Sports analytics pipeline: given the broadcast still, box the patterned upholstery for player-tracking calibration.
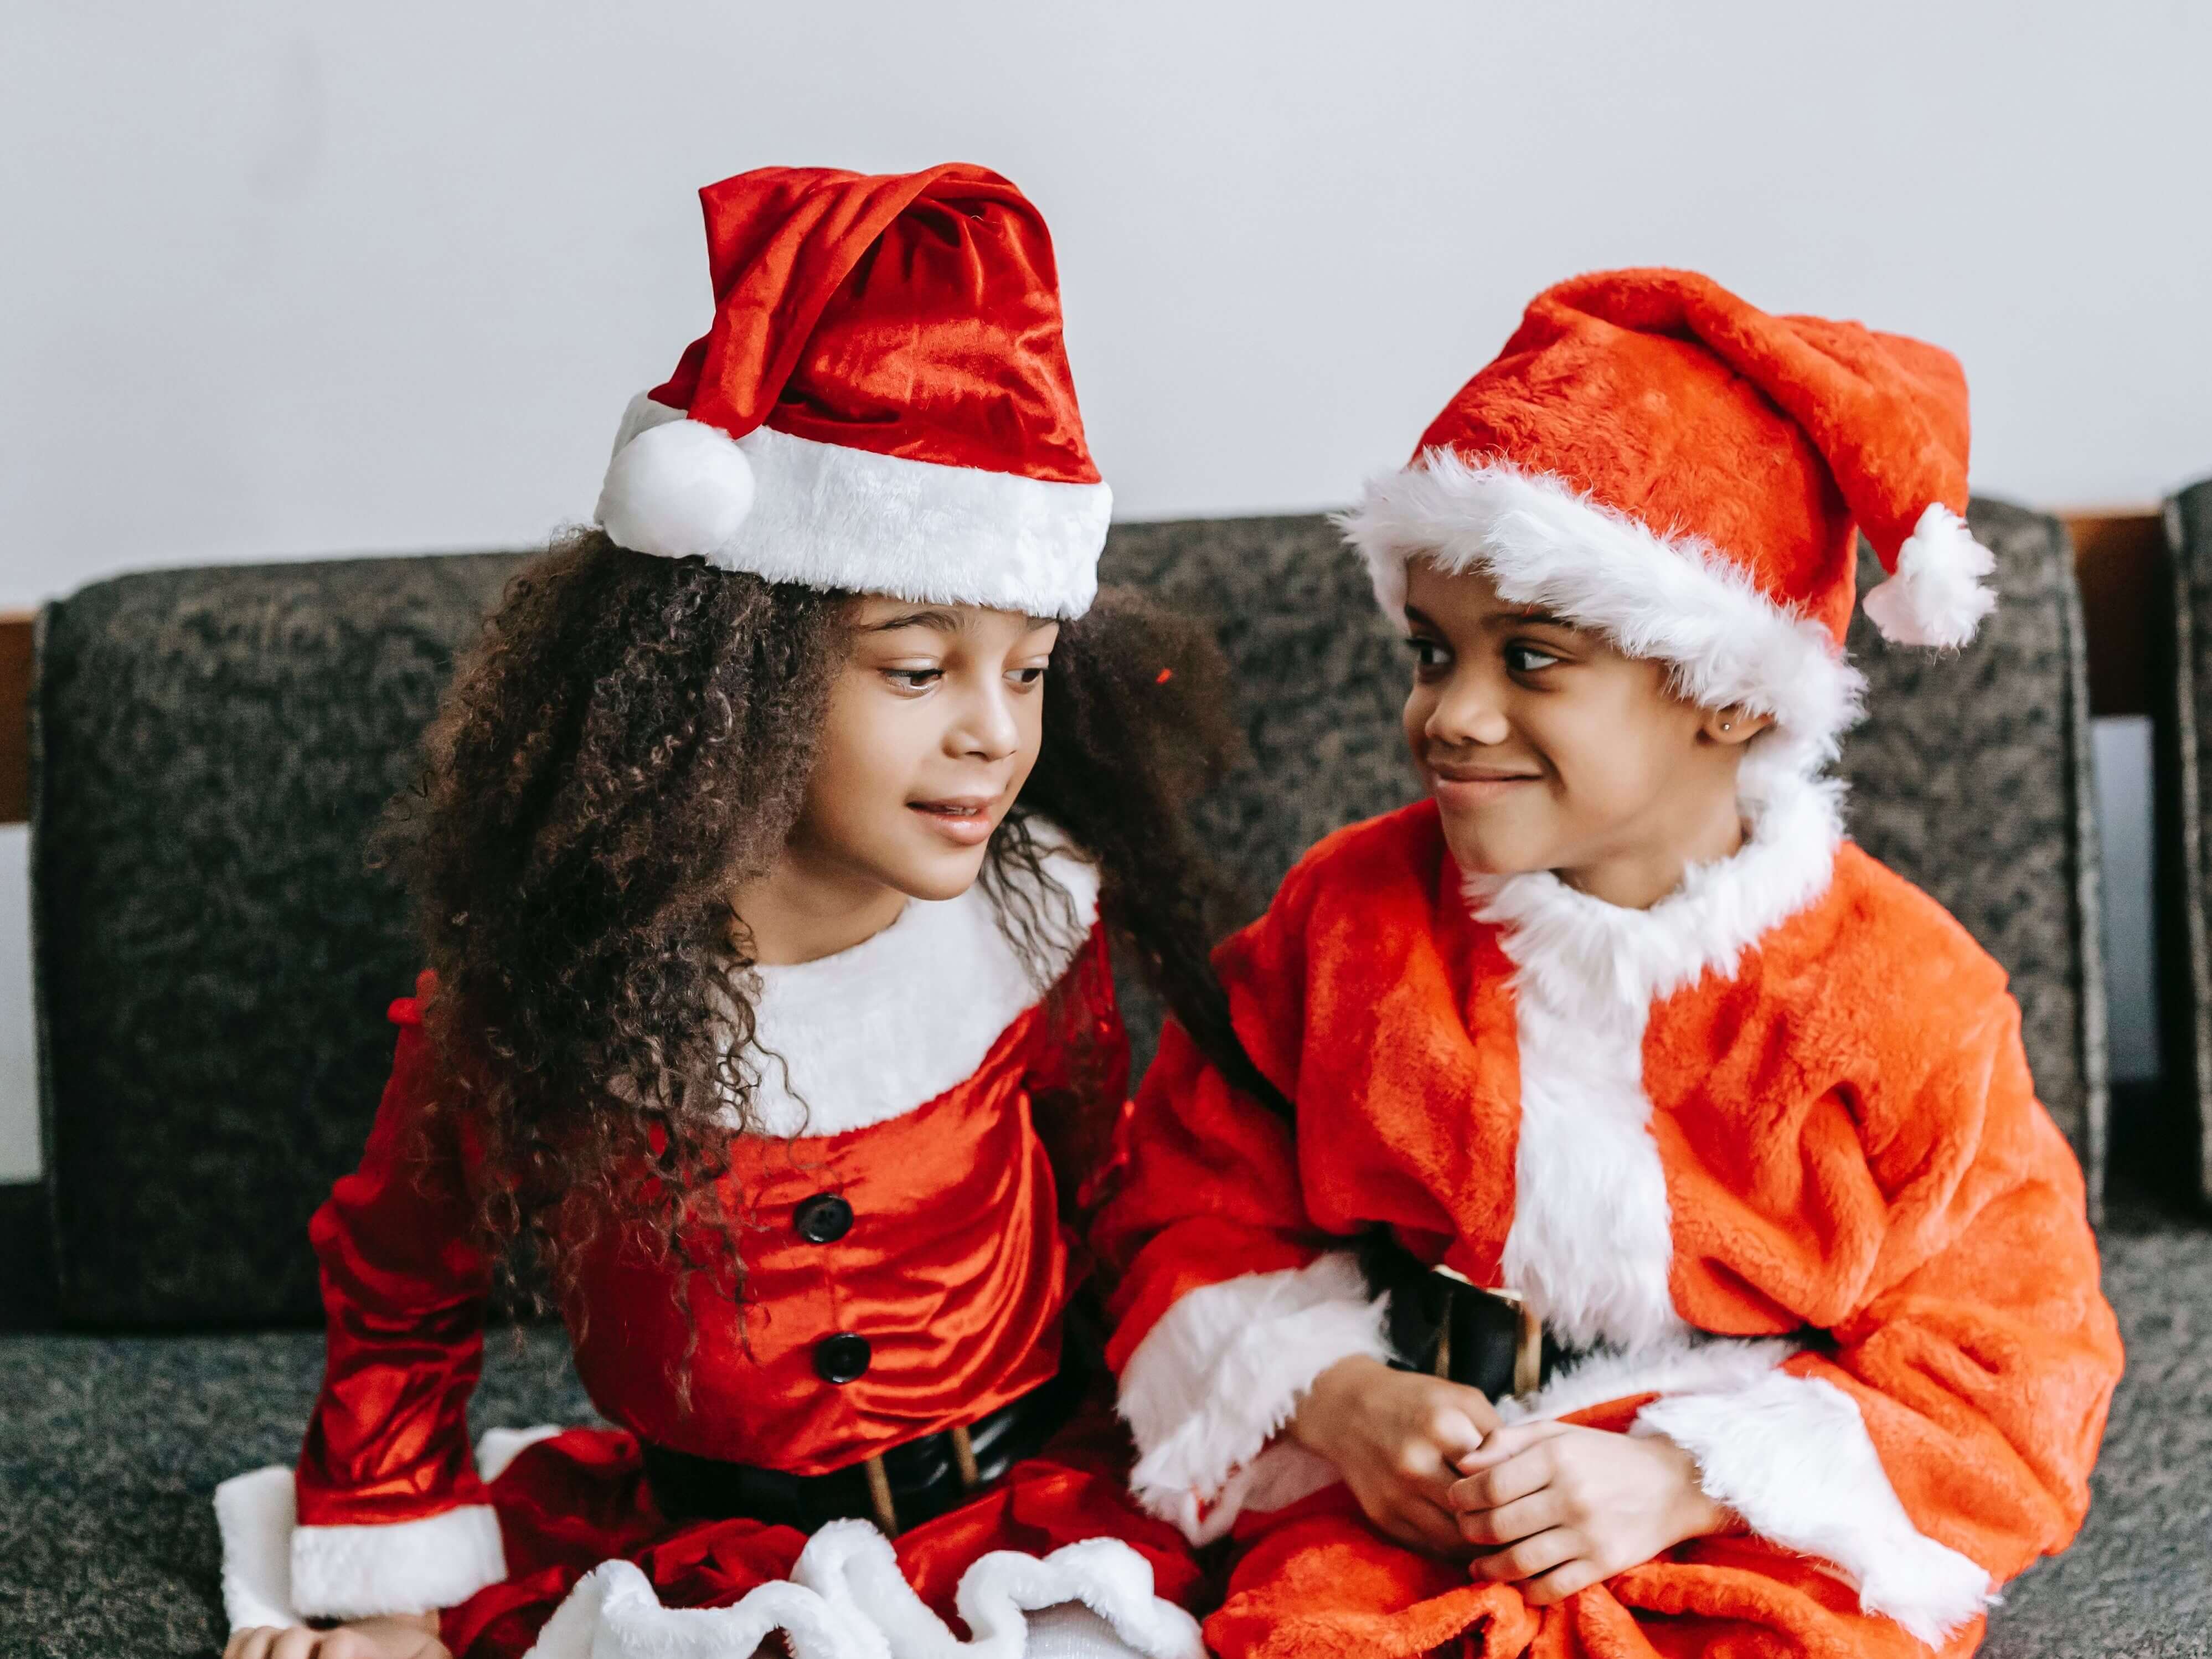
[29,503,2103,1327]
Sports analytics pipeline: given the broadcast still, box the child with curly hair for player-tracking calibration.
[215,163,1231,1659]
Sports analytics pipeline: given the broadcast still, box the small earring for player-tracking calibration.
[1720,720,1733,732]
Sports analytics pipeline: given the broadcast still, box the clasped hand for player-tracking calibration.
[1289,1357,1729,1605]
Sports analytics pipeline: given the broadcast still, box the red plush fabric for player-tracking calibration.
[1098,802,2122,1657]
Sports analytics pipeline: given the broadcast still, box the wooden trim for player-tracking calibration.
[2064,510,2168,719]
[0,611,29,826]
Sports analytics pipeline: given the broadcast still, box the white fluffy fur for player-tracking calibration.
[1860,502,1999,648]
[521,1518,1204,1659]
[595,393,1110,620]
[1471,762,1844,1351]
[1116,1253,1393,1543]
[288,1500,507,1621]
[214,1466,302,1632]
[1495,1332,1801,1425]
[1636,1370,1996,1643]
[476,1423,565,1483]
[1339,452,1866,776]
[732,839,1100,1138]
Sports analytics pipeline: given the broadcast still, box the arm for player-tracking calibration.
[288,977,507,1621]
[1095,1017,1396,1543]
[1630,1003,2121,1644]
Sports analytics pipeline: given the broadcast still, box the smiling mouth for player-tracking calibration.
[910,798,992,818]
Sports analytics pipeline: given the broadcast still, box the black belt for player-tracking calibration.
[1358,1231,1575,1400]
[641,1353,1087,1537]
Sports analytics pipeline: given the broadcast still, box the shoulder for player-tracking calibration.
[1216,800,1449,1004]
[1798,844,2011,1006]
[1257,800,1448,937]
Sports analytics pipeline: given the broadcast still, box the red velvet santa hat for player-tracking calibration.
[596,163,1110,618]
[1342,268,1995,766]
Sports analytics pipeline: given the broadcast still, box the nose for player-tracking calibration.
[1427,663,1512,749]
[950,674,1022,762]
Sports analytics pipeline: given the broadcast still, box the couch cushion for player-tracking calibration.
[33,555,525,1327]
[0,1229,2202,1657]
[2153,477,2212,1204]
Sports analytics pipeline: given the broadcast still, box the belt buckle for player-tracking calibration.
[1430,1265,1544,1399]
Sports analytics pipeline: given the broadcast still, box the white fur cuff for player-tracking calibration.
[1116,1253,1391,1542]
[1634,1369,1994,1644]
[289,1502,508,1621]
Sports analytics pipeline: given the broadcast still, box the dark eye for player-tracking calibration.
[1008,664,1048,687]
[885,668,942,690]
[1406,636,1451,673]
[1504,642,1561,674]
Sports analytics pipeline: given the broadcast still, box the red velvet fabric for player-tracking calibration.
[438,1411,1200,1659]
[294,922,1124,1505]
[647,163,1100,484]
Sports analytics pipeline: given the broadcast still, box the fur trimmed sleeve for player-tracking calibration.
[1095,1017,1388,1544]
[1638,998,2122,1646]
[287,977,506,1619]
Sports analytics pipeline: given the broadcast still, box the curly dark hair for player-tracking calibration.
[380,527,1245,1345]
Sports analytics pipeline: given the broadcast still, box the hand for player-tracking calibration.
[223,1613,449,1659]
[1448,1421,1731,1603]
[1289,1354,1502,1557]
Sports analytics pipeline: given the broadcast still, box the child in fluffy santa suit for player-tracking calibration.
[212,164,1227,1659]
[1094,269,2123,1659]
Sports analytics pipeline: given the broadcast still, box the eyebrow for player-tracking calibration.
[862,607,965,635]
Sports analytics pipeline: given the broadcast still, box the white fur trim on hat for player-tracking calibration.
[596,393,1110,619]
[1338,451,1865,774]
[1860,502,1998,648]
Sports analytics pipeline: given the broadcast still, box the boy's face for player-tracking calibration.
[790,596,1060,903]
[1400,558,1752,893]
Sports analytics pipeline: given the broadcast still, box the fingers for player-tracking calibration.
[1456,1486,1564,1547]
[271,1626,323,1659]
[1438,1379,1503,1436]
[1521,1557,1608,1606]
[1450,1438,1558,1512]
[1453,1418,1571,1476]
[1470,1524,1582,1584]
[224,1631,277,1659]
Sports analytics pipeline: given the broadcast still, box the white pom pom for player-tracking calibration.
[595,419,756,561]
[1860,502,1997,648]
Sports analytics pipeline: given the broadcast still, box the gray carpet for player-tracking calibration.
[1,1224,2205,1658]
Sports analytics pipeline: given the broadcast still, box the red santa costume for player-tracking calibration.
[1094,270,2123,1659]
[214,164,1204,1659]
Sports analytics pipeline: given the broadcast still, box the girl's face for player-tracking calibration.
[1400,558,1762,905]
[789,596,1060,904]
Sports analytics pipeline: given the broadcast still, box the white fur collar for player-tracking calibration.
[1465,756,1845,1016]
[1474,760,1843,1350]
[733,838,1100,1139]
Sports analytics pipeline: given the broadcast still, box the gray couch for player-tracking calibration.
[3,504,2206,1657]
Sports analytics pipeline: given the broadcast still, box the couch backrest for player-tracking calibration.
[29,502,2105,1327]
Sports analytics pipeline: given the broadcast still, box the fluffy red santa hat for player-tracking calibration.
[1342,269,1994,767]
[596,163,1110,618]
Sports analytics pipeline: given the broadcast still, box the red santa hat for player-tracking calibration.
[596,163,1110,618]
[1342,268,1994,767]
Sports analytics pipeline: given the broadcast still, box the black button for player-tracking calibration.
[794,1193,853,1244]
[814,1332,872,1384]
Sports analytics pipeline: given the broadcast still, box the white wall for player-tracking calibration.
[3,1,2206,1174]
